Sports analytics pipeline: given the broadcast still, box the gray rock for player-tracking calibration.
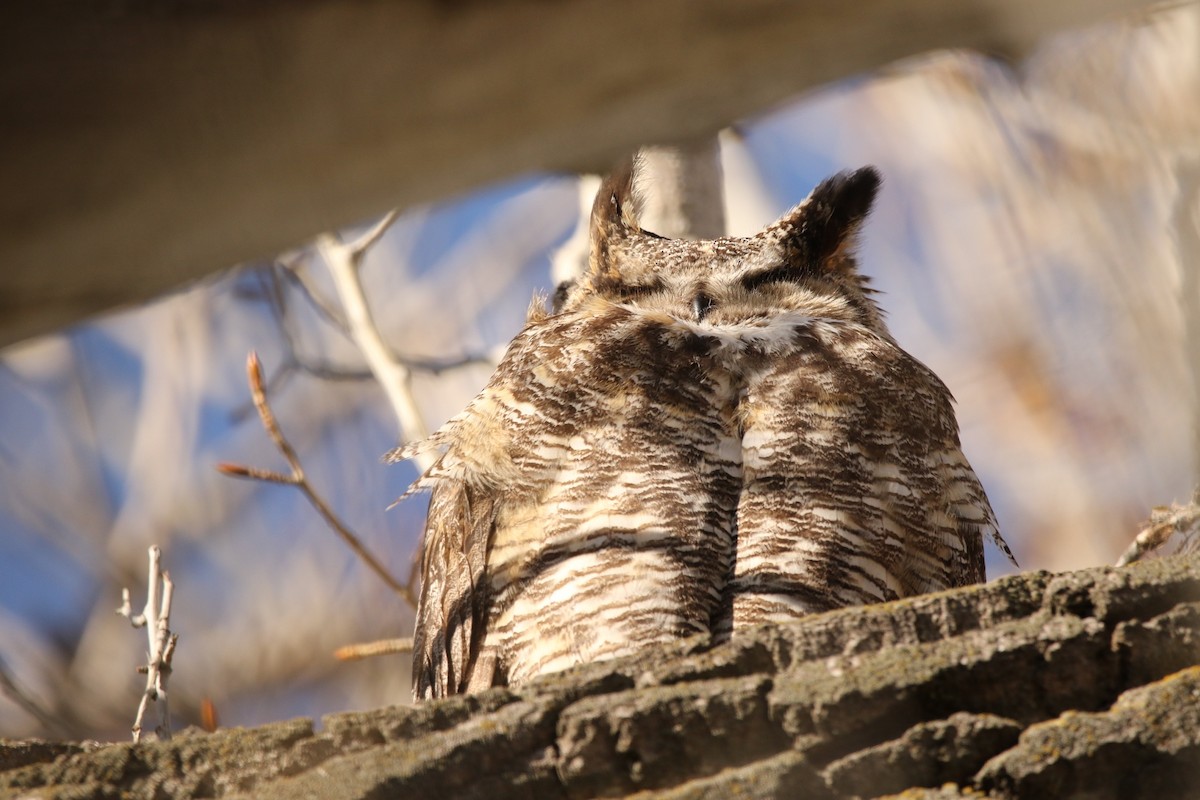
[977,666,1200,799]
[2,553,1196,800]
[824,712,1022,797]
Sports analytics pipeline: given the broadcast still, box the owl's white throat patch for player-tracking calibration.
[668,310,818,355]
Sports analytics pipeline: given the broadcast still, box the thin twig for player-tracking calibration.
[389,351,495,376]
[334,637,415,661]
[278,254,495,376]
[1115,489,1200,567]
[279,256,353,335]
[231,342,483,425]
[118,545,178,743]
[218,353,418,608]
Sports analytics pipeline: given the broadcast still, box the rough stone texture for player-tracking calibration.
[977,667,1200,799]
[2,553,1197,800]
[0,741,90,774]
[824,713,1023,797]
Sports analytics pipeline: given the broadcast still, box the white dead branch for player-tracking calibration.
[316,212,435,472]
[117,545,178,743]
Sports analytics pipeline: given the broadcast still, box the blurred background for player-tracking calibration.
[1,2,1197,740]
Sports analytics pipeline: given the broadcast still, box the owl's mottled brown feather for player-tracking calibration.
[728,325,990,629]
[396,160,1013,700]
[410,477,495,697]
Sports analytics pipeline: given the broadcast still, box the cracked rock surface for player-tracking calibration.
[3,553,1197,799]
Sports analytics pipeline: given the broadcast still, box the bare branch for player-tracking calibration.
[231,246,493,423]
[277,250,494,377]
[393,351,495,376]
[219,352,418,608]
[244,352,305,480]
[278,255,352,335]
[333,637,414,661]
[1116,489,1200,567]
[317,214,435,472]
[215,462,297,485]
[356,209,401,254]
[118,546,177,743]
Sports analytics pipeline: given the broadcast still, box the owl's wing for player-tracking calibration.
[410,474,498,700]
[732,325,1006,626]
[404,301,745,694]
[924,444,999,590]
[902,360,1016,588]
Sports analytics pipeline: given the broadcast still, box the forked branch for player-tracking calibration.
[218,353,418,608]
[117,545,178,743]
[316,212,436,472]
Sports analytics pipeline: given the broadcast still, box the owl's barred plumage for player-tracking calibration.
[393,160,1014,700]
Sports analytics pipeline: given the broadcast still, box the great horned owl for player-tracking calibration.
[394,159,1014,700]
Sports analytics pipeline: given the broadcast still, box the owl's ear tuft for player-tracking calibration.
[591,157,637,232]
[777,166,881,271]
[588,156,645,278]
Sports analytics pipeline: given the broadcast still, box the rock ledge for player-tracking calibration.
[3,554,1198,799]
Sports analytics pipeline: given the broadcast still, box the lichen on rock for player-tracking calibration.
[2,553,1197,799]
